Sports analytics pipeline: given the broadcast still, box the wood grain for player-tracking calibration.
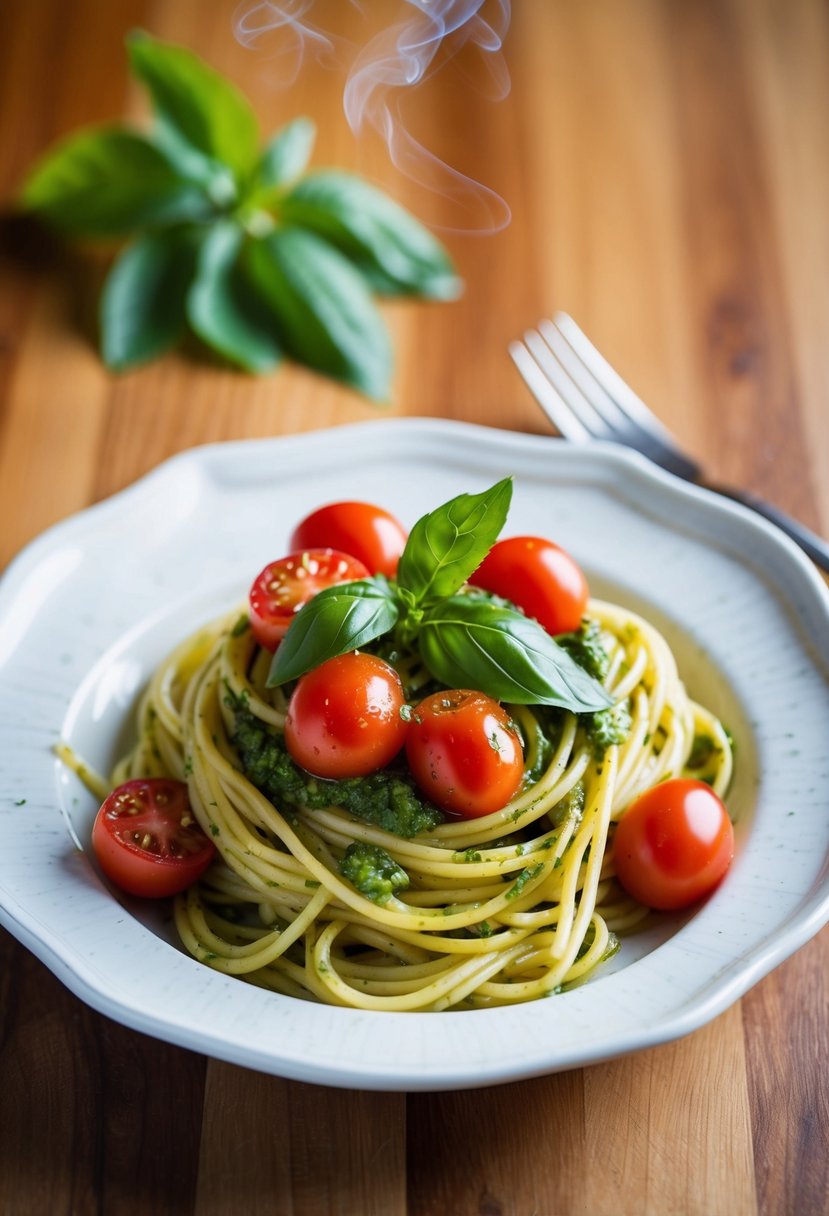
[0,941,205,1216]
[582,1009,756,1216]
[0,2,827,1214]
[196,1066,406,1216]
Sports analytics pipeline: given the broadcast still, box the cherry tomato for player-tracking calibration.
[468,536,589,636]
[290,501,408,577]
[91,778,216,899]
[405,690,524,818]
[285,652,408,779]
[613,778,734,911]
[249,549,369,652]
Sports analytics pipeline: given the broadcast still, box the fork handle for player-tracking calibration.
[702,481,829,576]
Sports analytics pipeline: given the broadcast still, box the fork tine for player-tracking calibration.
[508,339,593,442]
[525,328,620,441]
[551,312,702,480]
[517,329,621,442]
[510,314,829,574]
[537,318,636,436]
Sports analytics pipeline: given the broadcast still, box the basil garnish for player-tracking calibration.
[19,33,459,399]
[266,480,612,716]
[397,478,512,606]
[419,596,612,710]
[269,579,399,686]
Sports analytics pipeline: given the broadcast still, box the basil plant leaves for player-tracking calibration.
[269,479,612,716]
[19,33,461,399]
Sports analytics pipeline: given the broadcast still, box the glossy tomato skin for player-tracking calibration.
[290,501,408,577]
[248,549,369,652]
[468,536,589,636]
[285,652,408,779]
[613,778,734,911]
[405,690,524,818]
[92,778,216,899]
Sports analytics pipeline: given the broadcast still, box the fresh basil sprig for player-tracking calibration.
[19,33,460,399]
[270,578,399,686]
[279,172,462,300]
[418,596,612,710]
[267,481,612,714]
[396,477,512,606]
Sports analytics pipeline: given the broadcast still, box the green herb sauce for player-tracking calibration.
[227,691,443,838]
[558,619,611,682]
[585,702,632,758]
[339,842,409,904]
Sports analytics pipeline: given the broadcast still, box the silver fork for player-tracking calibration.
[510,312,829,574]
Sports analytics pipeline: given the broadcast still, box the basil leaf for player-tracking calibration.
[127,31,259,183]
[244,228,392,401]
[20,127,211,236]
[268,579,399,686]
[280,171,461,299]
[418,596,613,711]
[397,478,512,605]
[187,222,282,372]
[256,118,316,190]
[101,228,201,369]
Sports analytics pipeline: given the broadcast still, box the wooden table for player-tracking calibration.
[1,2,827,1212]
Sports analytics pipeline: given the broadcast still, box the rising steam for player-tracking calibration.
[233,1,342,85]
[233,0,512,232]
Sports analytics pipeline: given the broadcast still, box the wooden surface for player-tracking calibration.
[1,1,828,1213]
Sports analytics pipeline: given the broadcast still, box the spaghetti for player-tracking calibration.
[109,597,732,1011]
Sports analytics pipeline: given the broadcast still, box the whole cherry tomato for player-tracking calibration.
[248,549,369,652]
[468,536,589,636]
[405,689,524,818]
[285,652,408,779]
[290,501,408,577]
[613,778,734,910]
[92,778,216,899]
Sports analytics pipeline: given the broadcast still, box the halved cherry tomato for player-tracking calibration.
[405,690,524,818]
[613,778,734,911]
[249,549,369,652]
[285,652,408,779]
[91,778,216,899]
[290,501,408,577]
[468,536,589,636]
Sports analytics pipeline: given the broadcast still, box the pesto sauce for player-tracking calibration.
[339,841,409,904]
[226,691,444,838]
[585,702,632,758]
[506,862,544,900]
[558,619,611,682]
[558,622,631,756]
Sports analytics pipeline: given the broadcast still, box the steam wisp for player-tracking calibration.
[234,0,512,232]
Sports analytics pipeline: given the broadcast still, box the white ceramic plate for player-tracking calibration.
[1,419,828,1091]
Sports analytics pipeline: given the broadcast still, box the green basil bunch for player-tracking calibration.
[20,33,461,400]
[269,479,613,714]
